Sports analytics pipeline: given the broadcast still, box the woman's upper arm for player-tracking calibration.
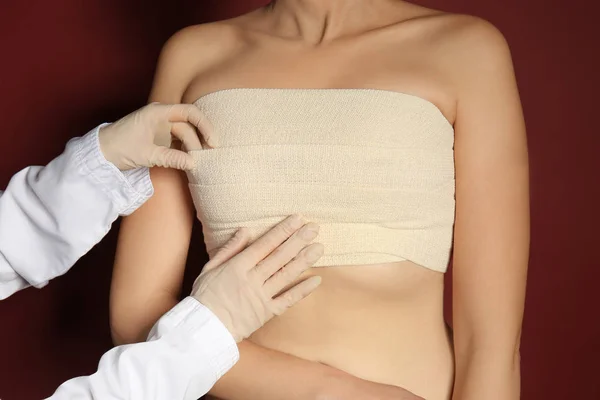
[109,29,203,344]
[110,168,194,344]
[450,18,529,361]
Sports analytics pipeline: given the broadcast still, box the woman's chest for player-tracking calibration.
[183,40,455,122]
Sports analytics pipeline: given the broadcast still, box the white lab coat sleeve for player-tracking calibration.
[48,297,240,400]
[0,123,154,299]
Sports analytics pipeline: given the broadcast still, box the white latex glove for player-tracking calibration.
[98,102,215,171]
[192,215,324,342]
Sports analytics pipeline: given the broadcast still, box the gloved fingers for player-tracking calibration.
[270,276,322,315]
[164,104,216,148]
[149,146,195,170]
[152,119,174,148]
[204,228,251,272]
[170,122,203,151]
[255,223,320,283]
[241,215,305,268]
[263,242,324,297]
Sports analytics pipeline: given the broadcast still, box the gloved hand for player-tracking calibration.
[98,102,215,171]
[192,215,324,342]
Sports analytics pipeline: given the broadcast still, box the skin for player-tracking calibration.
[110,1,529,399]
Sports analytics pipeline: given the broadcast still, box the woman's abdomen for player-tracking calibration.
[248,261,455,400]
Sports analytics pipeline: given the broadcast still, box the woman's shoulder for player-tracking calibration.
[157,11,271,74]
[160,20,248,57]
[391,5,509,55]
[419,12,510,64]
[400,11,513,88]
[152,19,253,96]
[436,13,508,52]
[437,14,514,91]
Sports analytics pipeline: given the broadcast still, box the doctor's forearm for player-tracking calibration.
[49,297,239,400]
[0,125,153,300]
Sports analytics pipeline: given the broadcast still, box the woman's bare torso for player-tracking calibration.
[250,262,454,399]
[179,3,462,399]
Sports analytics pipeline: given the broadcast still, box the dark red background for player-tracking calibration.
[0,1,598,399]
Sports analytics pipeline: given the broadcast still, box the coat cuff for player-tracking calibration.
[148,297,240,383]
[73,123,153,215]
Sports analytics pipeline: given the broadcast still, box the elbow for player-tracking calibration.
[109,305,154,345]
[109,296,180,345]
[110,330,130,347]
[110,329,134,347]
[454,330,522,371]
[110,315,146,346]
[511,338,522,370]
[453,321,522,358]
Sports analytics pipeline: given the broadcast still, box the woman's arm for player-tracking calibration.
[109,28,200,344]
[449,19,529,400]
[211,341,425,400]
[110,23,240,343]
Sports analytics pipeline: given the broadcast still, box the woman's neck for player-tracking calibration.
[266,0,395,43]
